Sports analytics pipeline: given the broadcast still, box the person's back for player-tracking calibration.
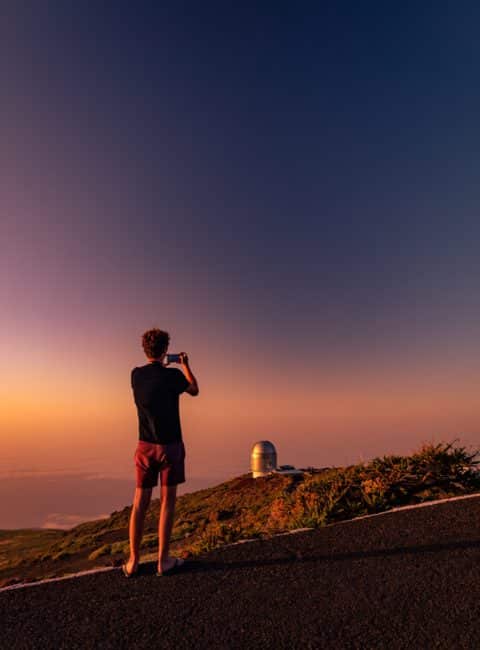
[131,362,190,445]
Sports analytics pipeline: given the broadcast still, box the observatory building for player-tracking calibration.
[251,441,277,478]
[250,440,304,478]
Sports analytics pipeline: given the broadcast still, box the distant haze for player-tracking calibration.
[0,474,230,530]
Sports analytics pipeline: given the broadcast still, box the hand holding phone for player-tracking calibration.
[165,352,189,366]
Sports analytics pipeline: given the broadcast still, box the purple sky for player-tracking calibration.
[1,3,479,527]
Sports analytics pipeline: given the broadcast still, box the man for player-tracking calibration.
[123,328,199,577]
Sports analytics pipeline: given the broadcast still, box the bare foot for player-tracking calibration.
[125,558,138,575]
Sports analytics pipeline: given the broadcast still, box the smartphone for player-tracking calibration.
[166,354,182,364]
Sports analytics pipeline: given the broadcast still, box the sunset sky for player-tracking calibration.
[1,4,479,526]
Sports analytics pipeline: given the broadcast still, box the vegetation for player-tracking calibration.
[1,440,478,587]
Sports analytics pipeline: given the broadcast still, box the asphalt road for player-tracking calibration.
[1,495,479,649]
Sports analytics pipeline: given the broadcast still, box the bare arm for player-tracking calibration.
[179,353,199,396]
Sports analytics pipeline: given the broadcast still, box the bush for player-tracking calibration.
[264,441,480,531]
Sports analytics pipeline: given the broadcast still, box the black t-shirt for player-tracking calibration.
[131,362,190,444]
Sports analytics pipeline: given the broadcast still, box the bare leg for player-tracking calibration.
[158,484,178,572]
[127,487,152,573]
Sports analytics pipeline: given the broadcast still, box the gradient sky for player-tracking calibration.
[1,3,480,525]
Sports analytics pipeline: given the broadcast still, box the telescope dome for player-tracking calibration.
[251,440,277,478]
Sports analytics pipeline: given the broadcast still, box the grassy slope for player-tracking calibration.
[1,441,479,587]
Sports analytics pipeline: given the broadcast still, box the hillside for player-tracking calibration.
[1,440,479,588]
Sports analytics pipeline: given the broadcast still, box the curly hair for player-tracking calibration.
[142,328,170,359]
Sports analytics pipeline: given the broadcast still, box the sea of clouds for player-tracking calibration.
[0,471,221,529]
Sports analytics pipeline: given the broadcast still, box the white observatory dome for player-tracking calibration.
[251,440,277,478]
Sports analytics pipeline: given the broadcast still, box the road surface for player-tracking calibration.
[1,495,479,649]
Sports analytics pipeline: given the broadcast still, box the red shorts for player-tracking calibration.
[134,440,186,488]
